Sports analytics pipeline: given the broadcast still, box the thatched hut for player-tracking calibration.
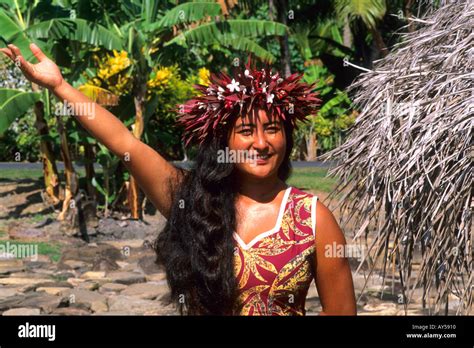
[321,0,473,314]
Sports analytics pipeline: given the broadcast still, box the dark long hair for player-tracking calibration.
[154,120,294,315]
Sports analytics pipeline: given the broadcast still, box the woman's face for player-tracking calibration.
[227,108,287,180]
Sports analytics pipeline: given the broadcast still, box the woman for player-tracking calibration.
[1,43,357,316]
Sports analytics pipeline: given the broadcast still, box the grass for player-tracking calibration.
[288,167,337,193]
[0,167,100,181]
[0,168,43,180]
[0,165,338,193]
[0,240,62,262]
[0,164,339,195]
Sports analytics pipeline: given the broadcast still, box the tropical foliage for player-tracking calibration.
[0,0,440,217]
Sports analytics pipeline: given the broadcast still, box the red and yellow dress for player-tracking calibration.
[233,186,318,315]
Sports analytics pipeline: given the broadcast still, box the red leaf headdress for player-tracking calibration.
[178,58,321,146]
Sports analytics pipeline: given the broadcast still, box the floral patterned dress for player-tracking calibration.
[233,186,318,315]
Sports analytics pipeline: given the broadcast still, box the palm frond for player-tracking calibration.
[321,0,473,315]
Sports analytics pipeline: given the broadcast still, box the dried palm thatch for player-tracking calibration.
[320,0,473,315]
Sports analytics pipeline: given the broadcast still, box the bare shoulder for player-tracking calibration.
[315,199,347,246]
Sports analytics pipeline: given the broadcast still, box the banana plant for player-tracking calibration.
[0,0,124,218]
[61,0,290,219]
[0,7,63,203]
[2,0,290,220]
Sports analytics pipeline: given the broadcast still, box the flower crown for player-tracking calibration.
[178,58,321,146]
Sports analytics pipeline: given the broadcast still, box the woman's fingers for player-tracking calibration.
[0,47,14,61]
[30,43,46,62]
[8,44,34,76]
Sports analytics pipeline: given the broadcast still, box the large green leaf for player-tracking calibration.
[166,20,287,47]
[0,10,35,60]
[0,88,42,134]
[156,2,222,28]
[218,35,276,62]
[26,18,123,50]
[335,0,386,29]
[318,91,352,117]
[142,0,160,24]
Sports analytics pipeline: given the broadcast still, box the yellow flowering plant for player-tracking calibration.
[88,50,132,96]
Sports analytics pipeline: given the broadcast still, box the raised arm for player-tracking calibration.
[1,43,181,218]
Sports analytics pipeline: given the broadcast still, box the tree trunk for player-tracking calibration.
[370,27,388,57]
[404,0,415,33]
[56,116,78,221]
[268,0,276,21]
[83,142,97,202]
[31,84,61,204]
[127,83,146,220]
[343,15,353,48]
[306,130,318,161]
[276,0,291,77]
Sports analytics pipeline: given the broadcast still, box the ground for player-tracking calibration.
[0,174,466,316]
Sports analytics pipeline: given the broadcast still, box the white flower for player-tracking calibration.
[244,69,250,76]
[226,79,240,92]
[218,86,225,92]
[266,93,275,104]
[261,82,267,93]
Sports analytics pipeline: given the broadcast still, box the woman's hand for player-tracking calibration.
[0,43,64,91]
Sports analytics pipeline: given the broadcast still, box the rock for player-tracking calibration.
[361,302,398,315]
[115,261,136,271]
[0,277,52,286]
[0,288,21,300]
[63,260,88,269]
[18,293,63,314]
[107,271,146,285]
[92,258,120,272]
[0,259,25,275]
[121,283,168,300]
[59,244,123,268]
[53,271,76,279]
[52,307,90,315]
[77,281,100,291]
[107,295,164,315]
[80,271,106,280]
[103,240,144,250]
[32,255,53,263]
[97,219,150,240]
[25,261,54,271]
[31,268,56,276]
[3,308,41,316]
[67,278,85,287]
[34,281,73,289]
[60,289,108,313]
[145,273,166,283]
[99,283,128,293]
[9,272,52,279]
[36,287,71,296]
[7,222,46,241]
[137,255,162,275]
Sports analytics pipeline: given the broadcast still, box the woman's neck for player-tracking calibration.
[236,175,287,203]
